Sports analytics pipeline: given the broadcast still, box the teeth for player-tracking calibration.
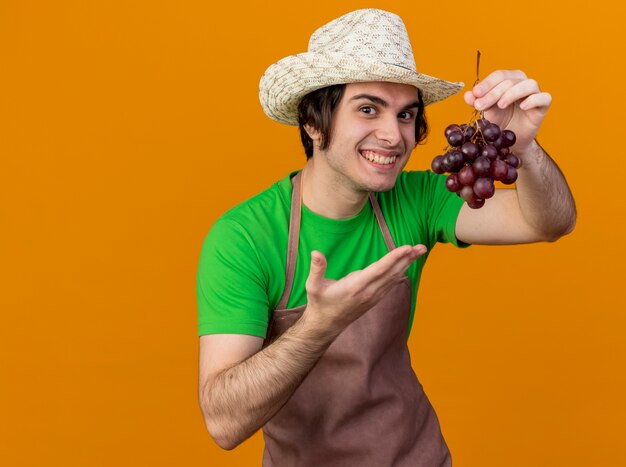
[361,150,397,165]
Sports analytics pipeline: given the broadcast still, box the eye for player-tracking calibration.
[359,106,376,115]
[399,110,415,121]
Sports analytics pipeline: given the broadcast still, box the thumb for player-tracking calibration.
[306,250,327,287]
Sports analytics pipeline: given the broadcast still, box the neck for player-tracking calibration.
[300,158,370,220]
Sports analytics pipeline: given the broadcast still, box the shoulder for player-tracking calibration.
[196,173,296,336]
[199,172,295,274]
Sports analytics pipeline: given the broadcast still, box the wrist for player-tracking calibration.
[299,305,344,341]
[515,139,545,168]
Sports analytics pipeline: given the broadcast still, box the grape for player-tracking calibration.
[431,155,445,174]
[473,156,491,177]
[462,124,477,140]
[445,124,462,137]
[445,150,464,172]
[432,114,518,209]
[505,154,520,169]
[491,136,504,150]
[473,177,495,199]
[501,165,518,185]
[481,145,498,160]
[461,142,480,162]
[441,153,452,171]
[458,165,477,186]
[490,159,508,181]
[459,185,476,203]
[445,173,462,193]
[447,130,464,147]
[502,129,516,147]
[483,123,501,142]
[468,198,485,209]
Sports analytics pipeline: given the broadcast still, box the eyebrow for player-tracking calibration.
[350,93,420,111]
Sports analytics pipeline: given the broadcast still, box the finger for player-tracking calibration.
[306,250,327,291]
[363,245,427,294]
[473,79,519,111]
[519,91,552,111]
[361,244,427,283]
[472,70,527,98]
[464,90,477,106]
[497,78,541,109]
[385,245,427,277]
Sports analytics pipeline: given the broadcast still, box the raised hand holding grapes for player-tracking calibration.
[431,54,556,210]
[463,69,552,154]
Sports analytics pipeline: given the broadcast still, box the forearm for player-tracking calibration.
[515,140,576,241]
[200,312,340,450]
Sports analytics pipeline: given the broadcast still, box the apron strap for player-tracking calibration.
[369,192,397,252]
[276,171,303,310]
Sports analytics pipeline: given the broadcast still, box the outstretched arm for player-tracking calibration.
[455,70,576,245]
[199,245,427,450]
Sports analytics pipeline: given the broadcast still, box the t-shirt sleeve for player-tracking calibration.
[423,171,470,248]
[196,218,270,338]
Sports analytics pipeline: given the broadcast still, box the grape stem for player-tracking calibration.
[474,50,485,120]
[474,50,481,87]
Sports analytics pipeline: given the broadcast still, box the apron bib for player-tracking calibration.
[262,171,451,466]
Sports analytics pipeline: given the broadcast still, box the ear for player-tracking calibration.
[304,123,321,142]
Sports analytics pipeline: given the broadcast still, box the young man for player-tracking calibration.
[197,8,576,466]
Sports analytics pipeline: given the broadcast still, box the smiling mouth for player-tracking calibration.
[360,150,398,165]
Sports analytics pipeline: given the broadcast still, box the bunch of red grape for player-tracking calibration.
[431,118,520,209]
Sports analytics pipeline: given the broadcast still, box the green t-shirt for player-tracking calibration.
[197,170,467,338]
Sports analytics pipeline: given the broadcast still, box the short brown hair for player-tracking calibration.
[297,84,428,159]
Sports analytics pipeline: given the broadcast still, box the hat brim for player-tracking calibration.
[259,51,464,126]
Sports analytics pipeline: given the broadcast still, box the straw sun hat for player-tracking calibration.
[259,8,464,126]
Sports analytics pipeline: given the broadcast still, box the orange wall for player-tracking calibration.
[1,1,624,466]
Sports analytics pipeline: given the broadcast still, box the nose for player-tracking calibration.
[375,116,403,148]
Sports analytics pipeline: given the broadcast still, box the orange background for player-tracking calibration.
[1,1,624,466]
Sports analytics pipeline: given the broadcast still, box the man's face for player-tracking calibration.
[311,81,419,194]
